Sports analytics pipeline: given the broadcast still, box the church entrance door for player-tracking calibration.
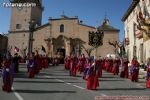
[57,48,66,64]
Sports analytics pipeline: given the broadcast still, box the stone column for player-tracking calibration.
[65,39,70,56]
[50,40,53,57]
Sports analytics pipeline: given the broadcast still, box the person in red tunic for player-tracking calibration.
[1,57,14,92]
[41,55,45,69]
[130,57,139,82]
[27,53,35,78]
[108,57,113,72]
[56,55,60,66]
[105,57,109,72]
[101,58,105,70]
[64,56,70,70]
[34,51,41,74]
[43,55,49,69]
[69,55,74,76]
[76,55,82,73]
[79,54,86,74]
[96,56,103,78]
[52,55,59,66]
[72,55,78,76]
[69,54,78,76]
[83,58,91,80]
[120,57,129,78]
[86,58,99,90]
[146,58,150,88]
[112,56,121,76]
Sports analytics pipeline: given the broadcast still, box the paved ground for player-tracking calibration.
[0,64,150,100]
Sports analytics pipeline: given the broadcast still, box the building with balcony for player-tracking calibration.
[122,0,150,63]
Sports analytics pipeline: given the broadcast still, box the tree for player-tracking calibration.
[82,46,95,57]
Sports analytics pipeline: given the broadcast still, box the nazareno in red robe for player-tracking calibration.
[112,59,120,75]
[146,66,150,88]
[96,59,103,78]
[44,56,49,69]
[120,59,129,78]
[34,54,42,74]
[64,56,70,70]
[87,65,99,90]
[130,59,139,82]
[69,57,78,76]
[2,59,14,92]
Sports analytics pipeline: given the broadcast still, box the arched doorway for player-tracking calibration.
[57,48,66,64]
[52,35,66,64]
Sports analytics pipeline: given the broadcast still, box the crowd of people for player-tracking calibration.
[0,51,51,92]
[26,51,50,78]
[64,54,150,90]
[0,52,150,92]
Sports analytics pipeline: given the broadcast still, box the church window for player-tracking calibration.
[60,24,64,32]
[16,24,22,29]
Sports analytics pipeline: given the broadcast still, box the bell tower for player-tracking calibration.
[8,0,43,56]
[9,0,42,32]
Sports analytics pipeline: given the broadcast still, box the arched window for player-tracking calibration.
[60,24,64,33]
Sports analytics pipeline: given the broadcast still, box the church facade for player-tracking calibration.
[8,0,119,58]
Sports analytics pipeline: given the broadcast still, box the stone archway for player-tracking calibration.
[52,35,66,63]
[52,35,86,58]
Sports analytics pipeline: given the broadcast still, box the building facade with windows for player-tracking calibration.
[8,0,119,58]
[122,0,150,63]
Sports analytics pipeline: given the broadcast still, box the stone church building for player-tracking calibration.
[8,0,119,58]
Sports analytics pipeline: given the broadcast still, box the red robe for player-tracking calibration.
[130,59,139,82]
[112,59,120,75]
[96,59,103,78]
[34,55,41,74]
[64,57,70,70]
[87,66,99,90]
[2,59,13,92]
[80,57,86,74]
[120,59,129,78]
[105,59,109,71]
[146,66,150,88]
[3,72,12,92]
[83,62,92,80]
[73,57,78,76]
[41,57,45,68]
[44,56,49,69]
[69,57,78,76]
[102,59,105,70]
[76,57,82,73]
[108,59,113,72]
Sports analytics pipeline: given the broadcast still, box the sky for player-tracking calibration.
[0,0,132,41]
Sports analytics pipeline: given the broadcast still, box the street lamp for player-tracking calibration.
[28,20,36,54]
